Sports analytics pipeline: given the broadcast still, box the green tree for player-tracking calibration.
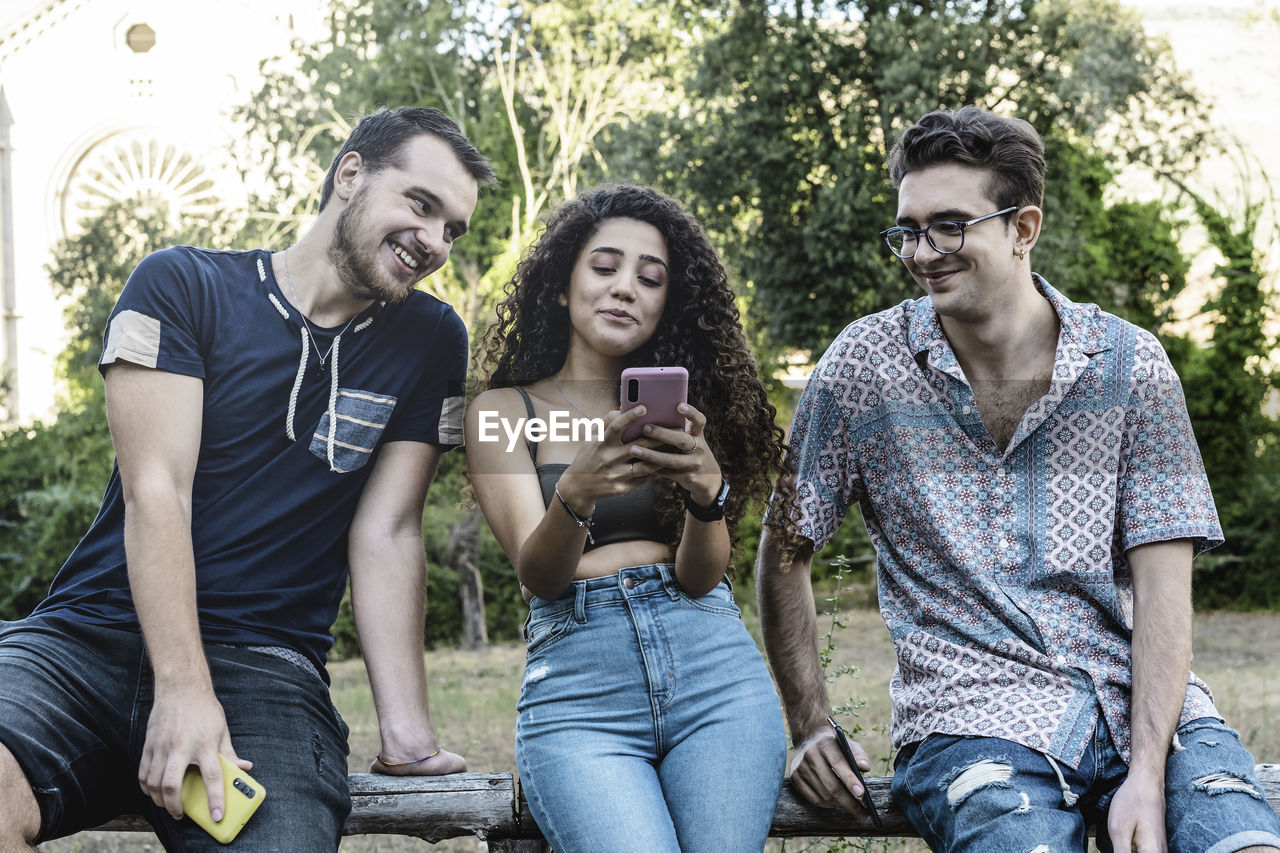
[602,0,1215,584]
[1171,185,1279,608]
[0,199,227,619]
[616,0,1204,353]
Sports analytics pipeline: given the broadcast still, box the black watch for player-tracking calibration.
[681,477,730,522]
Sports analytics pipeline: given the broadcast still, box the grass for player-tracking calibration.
[39,609,1280,852]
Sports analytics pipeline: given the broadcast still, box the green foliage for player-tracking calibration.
[1171,189,1280,608]
[419,452,527,648]
[0,199,228,620]
[615,0,1204,358]
[0,406,114,617]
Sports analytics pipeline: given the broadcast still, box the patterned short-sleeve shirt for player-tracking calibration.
[787,276,1223,767]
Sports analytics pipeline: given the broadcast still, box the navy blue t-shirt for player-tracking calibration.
[34,247,467,675]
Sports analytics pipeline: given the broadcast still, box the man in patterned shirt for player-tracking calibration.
[757,106,1280,852]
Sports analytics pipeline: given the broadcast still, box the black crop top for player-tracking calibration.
[515,387,673,551]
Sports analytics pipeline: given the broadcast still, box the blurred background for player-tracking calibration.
[3,1,1277,849]
[0,0,1277,709]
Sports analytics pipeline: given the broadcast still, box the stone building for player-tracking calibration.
[0,0,325,422]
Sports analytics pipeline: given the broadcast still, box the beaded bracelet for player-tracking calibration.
[376,748,440,767]
[554,484,595,545]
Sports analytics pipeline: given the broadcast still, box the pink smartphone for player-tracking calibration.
[620,366,689,443]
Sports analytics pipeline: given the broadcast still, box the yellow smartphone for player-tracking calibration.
[180,753,266,844]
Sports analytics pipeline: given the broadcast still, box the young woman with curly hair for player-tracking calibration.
[465,185,789,851]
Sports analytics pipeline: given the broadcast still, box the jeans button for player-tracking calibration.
[622,577,638,589]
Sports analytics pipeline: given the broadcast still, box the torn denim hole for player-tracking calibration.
[1028,845,1050,853]
[945,759,1014,807]
[1014,792,1032,814]
[525,663,550,683]
[312,731,326,774]
[1192,771,1264,800]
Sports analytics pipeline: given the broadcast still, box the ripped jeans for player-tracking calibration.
[892,716,1280,853]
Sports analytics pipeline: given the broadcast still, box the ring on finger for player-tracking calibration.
[683,437,699,455]
[629,460,637,477]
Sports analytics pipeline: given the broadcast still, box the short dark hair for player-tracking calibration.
[888,106,1045,210]
[318,107,495,210]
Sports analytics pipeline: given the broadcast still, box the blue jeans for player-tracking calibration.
[892,715,1280,853]
[516,563,786,852]
[0,615,351,850]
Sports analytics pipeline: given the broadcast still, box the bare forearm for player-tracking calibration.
[1128,539,1194,778]
[513,490,594,600]
[673,513,730,596]
[123,490,212,692]
[757,528,830,740]
[106,364,209,691]
[350,530,434,741]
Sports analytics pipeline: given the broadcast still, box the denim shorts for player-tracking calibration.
[516,563,786,853]
[891,714,1280,853]
[0,615,351,850]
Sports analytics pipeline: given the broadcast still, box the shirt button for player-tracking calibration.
[962,405,972,414]
[999,538,1010,549]
[1055,655,1067,666]
[997,467,1007,478]
[622,577,639,589]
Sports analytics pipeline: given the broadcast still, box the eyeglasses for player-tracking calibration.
[880,206,1017,259]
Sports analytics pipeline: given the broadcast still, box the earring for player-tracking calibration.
[1015,248,1026,260]
[557,292,568,307]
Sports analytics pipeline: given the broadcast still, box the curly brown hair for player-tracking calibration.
[477,184,789,556]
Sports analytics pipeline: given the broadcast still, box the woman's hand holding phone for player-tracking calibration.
[555,405,671,510]
[625,402,722,504]
[556,365,719,508]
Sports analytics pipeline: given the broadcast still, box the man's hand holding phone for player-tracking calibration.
[138,685,260,842]
[181,753,267,843]
[787,718,882,827]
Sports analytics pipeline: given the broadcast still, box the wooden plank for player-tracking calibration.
[343,773,519,842]
[770,778,913,836]
[90,765,1280,842]
[1259,763,1280,820]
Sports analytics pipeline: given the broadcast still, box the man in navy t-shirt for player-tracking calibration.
[0,107,495,850]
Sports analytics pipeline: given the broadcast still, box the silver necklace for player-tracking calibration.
[284,248,356,376]
[552,376,593,418]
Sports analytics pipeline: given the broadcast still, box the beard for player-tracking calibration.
[327,187,417,304]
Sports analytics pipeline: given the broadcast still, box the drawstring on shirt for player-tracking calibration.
[261,258,373,472]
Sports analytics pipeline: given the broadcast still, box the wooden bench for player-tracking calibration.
[94,764,1280,849]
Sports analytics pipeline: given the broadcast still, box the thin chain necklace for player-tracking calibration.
[552,375,594,418]
[284,248,356,376]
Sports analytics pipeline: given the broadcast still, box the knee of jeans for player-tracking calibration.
[1189,770,1267,801]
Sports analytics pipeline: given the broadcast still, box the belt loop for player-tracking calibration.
[659,563,680,599]
[573,582,587,623]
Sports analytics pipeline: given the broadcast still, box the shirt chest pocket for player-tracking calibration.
[310,388,397,473]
